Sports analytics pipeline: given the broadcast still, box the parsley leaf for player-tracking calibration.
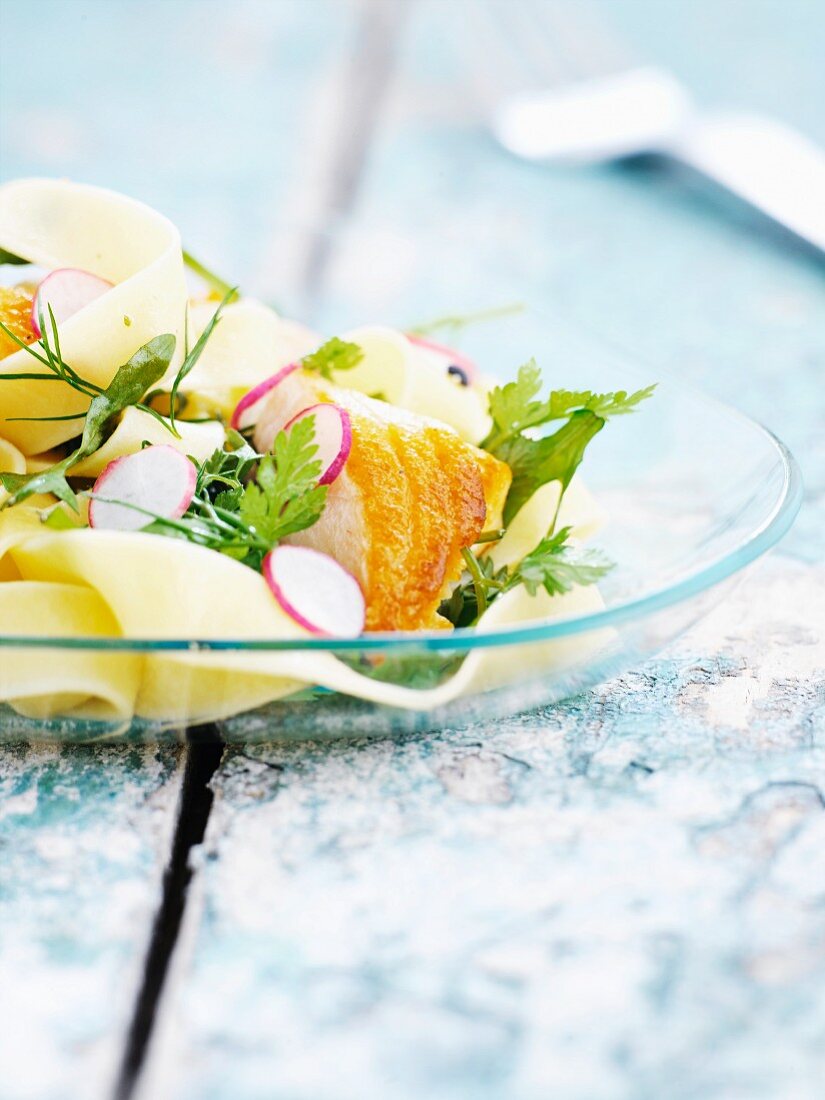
[483,360,655,452]
[239,415,327,550]
[497,409,604,526]
[133,419,328,571]
[439,526,613,628]
[482,360,655,526]
[513,526,613,597]
[302,337,363,381]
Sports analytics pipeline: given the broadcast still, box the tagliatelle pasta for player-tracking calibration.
[0,436,25,508]
[0,580,141,720]
[0,178,653,728]
[0,179,187,454]
[177,299,320,418]
[69,407,225,478]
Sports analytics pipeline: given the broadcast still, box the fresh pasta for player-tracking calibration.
[0,179,651,726]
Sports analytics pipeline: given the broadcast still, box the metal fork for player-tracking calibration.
[474,0,825,255]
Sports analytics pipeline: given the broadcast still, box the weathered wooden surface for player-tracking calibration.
[147,556,825,1100]
[1,1,824,1098]
[0,745,182,1100]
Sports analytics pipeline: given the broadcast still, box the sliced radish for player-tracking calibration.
[230,362,300,430]
[89,445,196,532]
[31,268,113,338]
[407,333,479,384]
[284,403,351,486]
[263,546,365,637]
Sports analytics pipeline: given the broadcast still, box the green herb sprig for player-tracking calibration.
[0,329,177,509]
[166,287,235,432]
[408,302,525,337]
[131,419,328,571]
[483,360,655,525]
[439,526,613,629]
[182,250,238,302]
[302,337,364,382]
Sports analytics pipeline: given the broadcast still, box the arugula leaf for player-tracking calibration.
[77,334,176,457]
[302,337,363,381]
[1,334,176,510]
[0,458,77,510]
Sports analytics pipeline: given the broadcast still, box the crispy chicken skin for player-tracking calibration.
[254,370,511,631]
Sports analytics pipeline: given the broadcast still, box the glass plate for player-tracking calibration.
[0,264,802,742]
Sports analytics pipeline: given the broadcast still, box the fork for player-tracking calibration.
[478,0,825,255]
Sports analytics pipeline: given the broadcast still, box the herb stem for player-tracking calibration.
[183,250,238,301]
[474,528,506,544]
[461,547,490,618]
[409,302,525,337]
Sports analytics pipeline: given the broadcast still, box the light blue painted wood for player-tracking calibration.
[0,743,182,1100]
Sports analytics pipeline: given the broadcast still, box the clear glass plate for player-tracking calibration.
[0,250,802,742]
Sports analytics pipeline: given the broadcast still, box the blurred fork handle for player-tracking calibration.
[666,112,825,254]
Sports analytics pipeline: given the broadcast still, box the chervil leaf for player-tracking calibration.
[302,337,363,381]
[484,359,546,445]
[509,526,613,597]
[122,419,328,570]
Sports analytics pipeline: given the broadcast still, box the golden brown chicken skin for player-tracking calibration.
[254,370,511,631]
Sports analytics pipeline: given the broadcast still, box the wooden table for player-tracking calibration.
[1,2,823,1098]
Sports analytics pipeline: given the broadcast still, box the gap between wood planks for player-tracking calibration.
[110,4,410,1096]
[113,726,224,1100]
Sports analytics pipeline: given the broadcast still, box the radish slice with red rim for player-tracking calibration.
[407,333,479,385]
[263,546,365,637]
[31,268,113,338]
[284,402,351,485]
[230,362,300,430]
[89,445,196,531]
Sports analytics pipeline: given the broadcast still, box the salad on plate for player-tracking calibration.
[0,179,653,725]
